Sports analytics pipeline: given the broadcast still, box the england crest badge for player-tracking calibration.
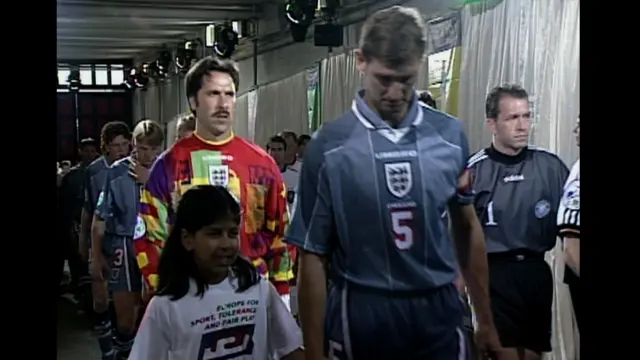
[208,165,230,186]
[384,162,413,198]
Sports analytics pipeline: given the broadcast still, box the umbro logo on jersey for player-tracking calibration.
[503,174,524,183]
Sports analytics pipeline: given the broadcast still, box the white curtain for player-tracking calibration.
[166,118,178,148]
[320,50,361,124]
[133,90,145,122]
[458,1,580,359]
[143,85,161,124]
[254,72,308,148]
[247,90,258,141]
[160,76,181,124]
[320,49,430,124]
[234,93,250,139]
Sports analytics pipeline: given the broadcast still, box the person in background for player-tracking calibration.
[267,134,300,213]
[267,135,287,169]
[267,133,302,320]
[279,131,301,172]
[92,120,164,360]
[467,84,568,360]
[287,6,500,359]
[557,115,580,333]
[174,113,196,142]
[59,138,99,308]
[134,56,294,310]
[82,122,131,360]
[418,90,437,108]
[296,134,311,161]
[129,185,304,360]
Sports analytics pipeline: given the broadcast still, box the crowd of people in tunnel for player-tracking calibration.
[57,5,580,360]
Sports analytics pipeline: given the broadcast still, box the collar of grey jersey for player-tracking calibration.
[486,144,528,165]
[351,90,423,130]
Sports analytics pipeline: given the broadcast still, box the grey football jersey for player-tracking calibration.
[96,157,142,238]
[467,146,569,253]
[83,156,110,214]
[286,91,472,291]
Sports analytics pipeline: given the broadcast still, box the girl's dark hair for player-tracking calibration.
[156,185,258,301]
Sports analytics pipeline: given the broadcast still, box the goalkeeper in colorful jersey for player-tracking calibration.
[135,56,294,305]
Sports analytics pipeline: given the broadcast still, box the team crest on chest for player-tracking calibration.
[208,165,229,186]
[535,199,551,219]
[384,162,412,198]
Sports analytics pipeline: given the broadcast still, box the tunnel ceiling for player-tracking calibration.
[57,0,264,61]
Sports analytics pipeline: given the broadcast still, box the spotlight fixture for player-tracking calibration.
[285,0,317,42]
[68,68,81,91]
[156,50,172,77]
[123,65,150,90]
[137,64,150,87]
[176,41,198,72]
[213,24,239,59]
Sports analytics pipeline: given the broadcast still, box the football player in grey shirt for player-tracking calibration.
[81,121,131,360]
[287,6,500,360]
[93,120,164,360]
[467,85,569,360]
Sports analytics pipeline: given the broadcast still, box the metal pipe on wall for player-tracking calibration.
[252,19,259,88]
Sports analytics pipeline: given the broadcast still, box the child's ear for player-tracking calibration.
[181,229,195,251]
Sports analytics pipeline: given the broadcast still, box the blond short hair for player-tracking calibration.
[175,113,196,134]
[133,119,164,147]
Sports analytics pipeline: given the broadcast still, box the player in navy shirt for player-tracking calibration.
[286,6,500,360]
[81,122,131,360]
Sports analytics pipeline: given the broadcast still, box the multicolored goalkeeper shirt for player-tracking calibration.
[135,133,294,295]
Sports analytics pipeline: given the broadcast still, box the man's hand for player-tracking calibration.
[448,201,502,357]
[90,253,108,281]
[475,322,502,358]
[90,252,110,310]
[129,160,150,184]
[78,241,89,263]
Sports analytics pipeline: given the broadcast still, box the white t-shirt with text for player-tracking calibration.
[129,276,302,360]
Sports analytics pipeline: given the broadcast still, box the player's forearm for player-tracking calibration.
[563,235,580,276]
[91,216,106,257]
[452,219,493,325]
[298,251,328,357]
[79,208,92,248]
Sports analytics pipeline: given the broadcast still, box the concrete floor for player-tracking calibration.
[57,297,102,360]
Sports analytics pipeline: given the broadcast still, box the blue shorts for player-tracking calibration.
[325,282,468,360]
[103,235,142,293]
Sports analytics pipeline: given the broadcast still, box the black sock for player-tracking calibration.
[114,331,135,360]
[93,311,114,359]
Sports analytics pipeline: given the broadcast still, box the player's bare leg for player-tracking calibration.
[112,290,141,359]
[92,277,115,360]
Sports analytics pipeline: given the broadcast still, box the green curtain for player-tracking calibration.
[307,62,321,132]
[446,47,462,117]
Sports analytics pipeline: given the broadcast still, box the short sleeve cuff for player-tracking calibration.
[284,234,330,256]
